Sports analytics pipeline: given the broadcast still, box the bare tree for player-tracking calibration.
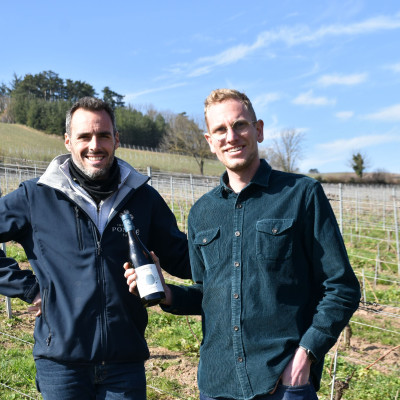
[261,129,305,173]
[161,112,212,175]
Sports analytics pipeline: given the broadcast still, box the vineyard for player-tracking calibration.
[1,159,399,399]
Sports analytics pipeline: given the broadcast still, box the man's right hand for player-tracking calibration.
[28,292,42,317]
[123,251,172,306]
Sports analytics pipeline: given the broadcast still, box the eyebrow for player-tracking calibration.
[76,131,113,136]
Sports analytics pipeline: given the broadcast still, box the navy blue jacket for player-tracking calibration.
[0,155,190,363]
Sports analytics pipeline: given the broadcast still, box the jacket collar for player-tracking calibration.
[38,154,149,192]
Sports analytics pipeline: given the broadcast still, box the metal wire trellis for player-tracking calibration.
[1,161,400,398]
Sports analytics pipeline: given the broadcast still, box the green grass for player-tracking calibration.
[146,310,202,358]
[3,243,28,263]
[318,357,400,400]
[0,298,38,400]
[374,286,400,303]
[351,314,399,347]
[0,122,224,176]
[0,123,66,163]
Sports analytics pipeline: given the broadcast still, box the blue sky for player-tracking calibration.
[1,0,400,173]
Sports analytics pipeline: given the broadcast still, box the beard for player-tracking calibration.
[73,150,116,180]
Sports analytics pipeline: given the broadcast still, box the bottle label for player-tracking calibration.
[135,263,164,298]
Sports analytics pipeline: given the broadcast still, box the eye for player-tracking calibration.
[99,132,113,139]
[77,134,92,141]
[213,126,227,135]
[232,120,250,132]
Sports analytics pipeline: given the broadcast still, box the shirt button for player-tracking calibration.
[233,293,239,299]
[234,261,240,267]
[236,203,242,209]
[272,228,278,234]
[234,326,239,331]
[238,357,243,363]
[235,231,241,237]
[202,238,207,243]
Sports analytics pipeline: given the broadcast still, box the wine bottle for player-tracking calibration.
[120,211,165,307]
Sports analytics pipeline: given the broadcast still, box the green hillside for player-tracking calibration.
[0,123,224,176]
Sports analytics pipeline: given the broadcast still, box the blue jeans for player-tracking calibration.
[35,358,146,400]
[200,383,319,400]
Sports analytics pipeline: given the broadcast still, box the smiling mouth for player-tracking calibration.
[86,155,105,162]
[226,146,244,153]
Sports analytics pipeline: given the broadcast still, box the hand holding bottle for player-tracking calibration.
[124,251,172,306]
[120,211,166,307]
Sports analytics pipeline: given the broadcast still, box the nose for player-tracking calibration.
[89,134,100,150]
[225,124,239,142]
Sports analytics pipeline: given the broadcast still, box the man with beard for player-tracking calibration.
[0,97,191,400]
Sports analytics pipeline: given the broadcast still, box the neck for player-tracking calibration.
[68,158,120,204]
[226,159,260,193]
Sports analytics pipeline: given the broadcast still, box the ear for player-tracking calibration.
[256,120,264,144]
[114,131,120,150]
[64,133,71,151]
[204,132,217,154]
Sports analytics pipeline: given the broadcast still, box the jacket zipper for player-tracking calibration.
[91,221,107,359]
[42,288,52,346]
[74,206,84,251]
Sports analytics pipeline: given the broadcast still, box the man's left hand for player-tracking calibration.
[281,347,311,386]
[28,292,42,317]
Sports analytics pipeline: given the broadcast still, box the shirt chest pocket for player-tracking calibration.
[194,227,220,270]
[256,219,294,261]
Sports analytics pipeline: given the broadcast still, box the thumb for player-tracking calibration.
[123,262,132,271]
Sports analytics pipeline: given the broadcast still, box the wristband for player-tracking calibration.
[299,346,317,363]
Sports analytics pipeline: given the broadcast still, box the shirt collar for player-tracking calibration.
[218,159,272,196]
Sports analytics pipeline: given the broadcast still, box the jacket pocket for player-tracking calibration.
[194,227,220,270]
[256,219,294,261]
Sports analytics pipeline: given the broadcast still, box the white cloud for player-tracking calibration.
[335,111,354,120]
[300,132,400,171]
[317,73,367,86]
[318,133,400,153]
[311,15,400,38]
[172,14,400,78]
[188,66,213,78]
[187,43,263,77]
[292,90,336,106]
[124,82,188,101]
[385,62,400,73]
[253,92,282,109]
[364,104,400,121]
[261,123,309,143]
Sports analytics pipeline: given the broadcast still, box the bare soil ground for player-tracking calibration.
[147,346,199,398]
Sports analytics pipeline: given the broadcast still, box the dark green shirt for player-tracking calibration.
[165,160,360,400]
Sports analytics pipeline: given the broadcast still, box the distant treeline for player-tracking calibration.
[0,70,167,148]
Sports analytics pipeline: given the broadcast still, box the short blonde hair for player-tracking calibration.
[204,89,257,129]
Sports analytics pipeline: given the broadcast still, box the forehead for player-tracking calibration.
[70,109,113,133]
[206,99,251,127]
